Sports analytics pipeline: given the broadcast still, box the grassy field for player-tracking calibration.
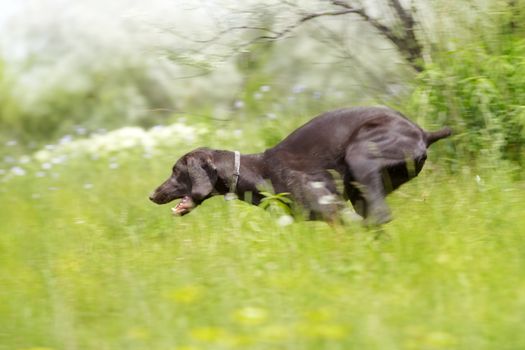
[1,123,524,350]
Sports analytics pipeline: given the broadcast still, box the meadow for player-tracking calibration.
[2,1,525,348]
[1,117,524,350]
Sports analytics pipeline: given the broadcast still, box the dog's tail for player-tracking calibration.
[425,127,452,147]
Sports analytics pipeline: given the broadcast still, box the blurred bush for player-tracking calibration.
[0,57,177,144]
[0,59,22,136]
[1,0,525,168]
[408,2,525,166]
[410,44,525,165]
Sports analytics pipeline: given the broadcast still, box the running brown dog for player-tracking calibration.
[149,106,452,225]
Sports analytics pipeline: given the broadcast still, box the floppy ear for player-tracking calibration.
[187,154,217,202]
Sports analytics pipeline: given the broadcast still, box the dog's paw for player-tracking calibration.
[364,208,392,227]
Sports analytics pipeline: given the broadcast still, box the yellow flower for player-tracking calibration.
[175,346,199,350]
[163,285,202,304]
[304,308,334,322]
[190,327,248,346]
[190,327,228,342]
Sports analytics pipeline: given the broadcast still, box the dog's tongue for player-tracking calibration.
[171,196,195,216]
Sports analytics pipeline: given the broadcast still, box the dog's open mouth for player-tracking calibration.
[171,196,195,216]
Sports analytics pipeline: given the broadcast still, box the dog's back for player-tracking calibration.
[268,107,432,162]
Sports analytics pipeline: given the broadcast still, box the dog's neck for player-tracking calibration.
[212,150,267,204]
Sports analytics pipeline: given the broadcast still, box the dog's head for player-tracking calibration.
[149,148,217,215]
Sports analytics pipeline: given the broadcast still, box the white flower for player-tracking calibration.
[11,166,26,176]
[35,150,52,162]
[59,135,73,145]
[277,215,294,227]
[292,84,305,94]
[28,121,206,166]
[234,100,244,109]
[75,127,87,135]
[475,175,483,185]
[51,155,67,164]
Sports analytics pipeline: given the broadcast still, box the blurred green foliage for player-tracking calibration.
[0,57,176,146]
[2,1,525,166]
[409,39,525,166]
[408,1,525,166]
[0,59,21,135]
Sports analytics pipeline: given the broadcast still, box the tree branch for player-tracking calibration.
[166,1,425,72]
[249,8,364,42]
[329,0,423,71]
[328,1,400,45]
[389,0,415,29]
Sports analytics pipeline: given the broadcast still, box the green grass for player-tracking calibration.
[1,143,524,350]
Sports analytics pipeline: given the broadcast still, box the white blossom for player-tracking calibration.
[28,121,206,166]
[11,166,26,176]
[277,215,294,227]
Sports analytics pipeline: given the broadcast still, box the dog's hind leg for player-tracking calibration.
[344,150,392,226]
[344,175,367,219]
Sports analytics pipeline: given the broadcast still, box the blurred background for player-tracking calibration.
[1,0,523,169]
[2,2,525,349]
